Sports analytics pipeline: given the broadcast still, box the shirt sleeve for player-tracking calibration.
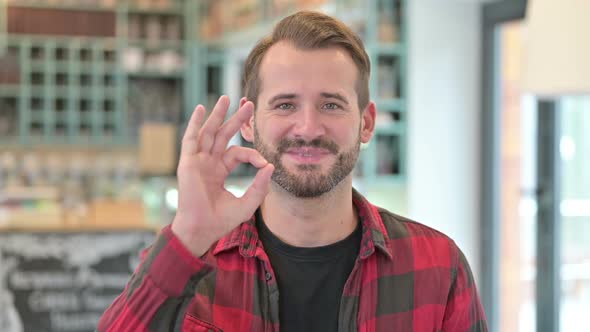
[97,225,214,332]
[441,243,488,332]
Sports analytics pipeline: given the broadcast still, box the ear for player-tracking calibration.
[360,101,376,144]
[239,97,255,143]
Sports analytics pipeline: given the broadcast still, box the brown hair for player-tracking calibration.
[242,11,371,110]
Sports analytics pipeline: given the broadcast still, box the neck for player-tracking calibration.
[260,176,358,247]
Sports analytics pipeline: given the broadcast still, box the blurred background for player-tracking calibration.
[0,0,588,331]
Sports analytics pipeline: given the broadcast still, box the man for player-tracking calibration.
[98,11,487,332]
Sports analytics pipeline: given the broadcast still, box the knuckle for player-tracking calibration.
[218,130,231,141]
[225,145,236,153]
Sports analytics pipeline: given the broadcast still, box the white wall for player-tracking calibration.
[407,0,482,281]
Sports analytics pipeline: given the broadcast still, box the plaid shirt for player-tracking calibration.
[98,190,487,332]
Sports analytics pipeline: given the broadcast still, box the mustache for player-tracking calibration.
[276,138,339,154]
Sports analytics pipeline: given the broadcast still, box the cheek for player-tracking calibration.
[255,119,288,142]
[328,121,361,143]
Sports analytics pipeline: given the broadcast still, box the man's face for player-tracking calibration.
[242,41,375,198]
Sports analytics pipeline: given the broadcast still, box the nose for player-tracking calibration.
[292,106,326,140]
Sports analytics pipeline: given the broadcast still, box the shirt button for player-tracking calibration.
[265,272,272,281]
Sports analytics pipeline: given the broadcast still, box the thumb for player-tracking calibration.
[238,163,274,217]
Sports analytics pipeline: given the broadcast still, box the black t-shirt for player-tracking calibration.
[256,211,362,332]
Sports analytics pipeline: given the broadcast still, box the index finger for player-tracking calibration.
[198,95,231,152]
[211,101,255,154]
[180,104,206,156]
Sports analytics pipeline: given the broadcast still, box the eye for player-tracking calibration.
[322,102,341,110]
[276,103,295,110]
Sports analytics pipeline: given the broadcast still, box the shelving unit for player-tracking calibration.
[1,0,407,186]
[0,0,204,147]
[362,0,407,184]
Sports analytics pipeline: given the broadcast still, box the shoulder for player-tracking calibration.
[376,207,461,265]
[377,207,450,239]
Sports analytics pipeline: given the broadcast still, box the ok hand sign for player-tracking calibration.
[171,96,274,257]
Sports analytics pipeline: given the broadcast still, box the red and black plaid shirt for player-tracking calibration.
[98,190,487,332]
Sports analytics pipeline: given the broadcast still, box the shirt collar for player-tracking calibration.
[212,188,393,260]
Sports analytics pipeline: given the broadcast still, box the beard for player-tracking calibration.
[253,126,360,198]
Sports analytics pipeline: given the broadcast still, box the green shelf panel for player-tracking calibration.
[360,143,377,181]
[126,71,184,79]
[363,174,407,188]
[0,1,6,50]
[371,43,405,56]
[6,35,118,48]
[103,110,117,123]
[79,111,93,123]
[30,62,118,73]
[398,135,407,175]
[17,38,31,143]
[376,98,405,112]
[89,44,103,138]
[126,40,184,51]
[0,85,20,97]
[375,124,405,136]
[13,134,133,146]
[42,39,55,138]
[29,110,43,123]
[55,109,68,122]
[21,87,118,99]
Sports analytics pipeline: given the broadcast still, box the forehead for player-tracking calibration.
[258,41,359,97]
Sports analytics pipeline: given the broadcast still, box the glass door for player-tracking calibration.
[559,97,590,331]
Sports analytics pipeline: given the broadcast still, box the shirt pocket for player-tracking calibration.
[182,314,223,332]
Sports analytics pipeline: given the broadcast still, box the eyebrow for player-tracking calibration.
[320,92,349,105]
[267,92,350,105]
[268,93,297,105]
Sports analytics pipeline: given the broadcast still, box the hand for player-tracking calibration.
[171,96,274,257]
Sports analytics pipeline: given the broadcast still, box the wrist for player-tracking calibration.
[170,219,213,258]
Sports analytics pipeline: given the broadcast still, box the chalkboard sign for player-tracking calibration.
[0,230,156,332]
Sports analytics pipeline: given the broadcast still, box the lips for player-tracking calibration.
[284,147,332,163]
[287,147,330,156]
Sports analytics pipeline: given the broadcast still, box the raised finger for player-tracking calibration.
[222,145,268,174]
[181,105,206,156]
[211,101,254,154]
[236,163,274,219]
[198,95,230,153]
